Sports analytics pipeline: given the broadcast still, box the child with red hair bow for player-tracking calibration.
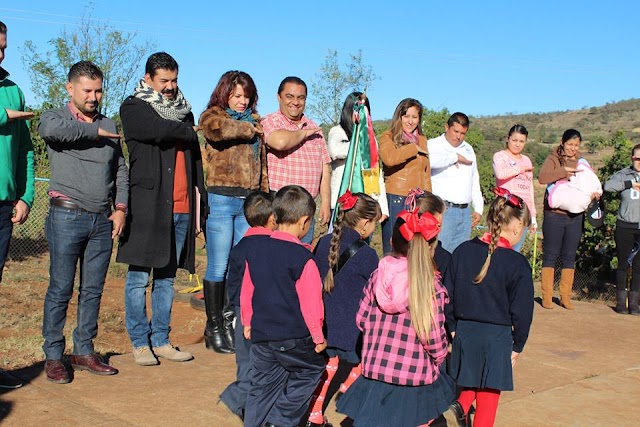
[444,187,534,427]
[336,192,455,427]
[305,190,381,427]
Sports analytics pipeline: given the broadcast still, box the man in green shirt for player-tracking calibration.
[0,20,35,389]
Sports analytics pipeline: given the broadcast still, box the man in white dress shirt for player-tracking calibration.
[427,112,484,253]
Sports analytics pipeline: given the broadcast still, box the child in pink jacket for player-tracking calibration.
[336,193,454,427]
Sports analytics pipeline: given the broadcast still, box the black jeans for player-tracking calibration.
[542,211,583,269]
[614,226,640,292]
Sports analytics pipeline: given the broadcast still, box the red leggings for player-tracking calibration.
[457,387,501,427]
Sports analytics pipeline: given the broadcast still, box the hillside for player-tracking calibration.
[470,98,640,145]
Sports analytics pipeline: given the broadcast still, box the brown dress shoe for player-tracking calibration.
[70,354,118,376]
[44,360,71,384]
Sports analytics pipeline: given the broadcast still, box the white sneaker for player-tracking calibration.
[133,346,159,366]
[152,344,193,362]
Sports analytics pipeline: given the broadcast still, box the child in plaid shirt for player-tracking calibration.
[337,192,455,427]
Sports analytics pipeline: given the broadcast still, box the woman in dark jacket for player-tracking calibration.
[198,71,268,353]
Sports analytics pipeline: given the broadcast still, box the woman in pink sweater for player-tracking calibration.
[492,124,537,251]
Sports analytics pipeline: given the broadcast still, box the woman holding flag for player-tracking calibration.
[329,92,388,228]
[379,98,431,254]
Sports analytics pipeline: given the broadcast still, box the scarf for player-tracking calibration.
[402,130,419,145]
[226,108,260,160]
[133,79,192,122]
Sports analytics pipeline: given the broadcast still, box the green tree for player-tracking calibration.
[308,49,377,126]
[422,107,450,139]
[21,7,155,118]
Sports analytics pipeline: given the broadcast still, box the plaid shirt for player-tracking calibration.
[357,256,449,386]
[261,110,330,197]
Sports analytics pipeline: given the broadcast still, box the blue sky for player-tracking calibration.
[1,1,638,122]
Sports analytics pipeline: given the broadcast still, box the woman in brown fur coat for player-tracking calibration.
[198,71,268,353]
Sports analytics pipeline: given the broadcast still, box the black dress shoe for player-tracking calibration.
[0,369,23,389]
[70,353,118,375]
[44,359,71,384]
[305,419,334,427]
[444,400,471,427]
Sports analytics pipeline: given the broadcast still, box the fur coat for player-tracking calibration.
[199,106,268,196]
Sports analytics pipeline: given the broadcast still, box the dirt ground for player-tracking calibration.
[0,250,208,371]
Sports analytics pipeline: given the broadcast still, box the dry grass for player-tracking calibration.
[0,248,207,370]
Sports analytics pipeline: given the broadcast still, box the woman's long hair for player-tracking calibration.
[389,98,423,147]
[206,70,258,112]
[339,92,371,141]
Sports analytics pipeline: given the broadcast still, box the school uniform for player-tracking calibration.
[337,256,455,426]
[314,227,379,363]
[444,237,534,391]
[240,231,325,427]
[219,227,273,418]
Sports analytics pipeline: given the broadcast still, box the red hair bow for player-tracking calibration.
[337,190,358,211]
[397,209,441,242]
[493,187,523,209]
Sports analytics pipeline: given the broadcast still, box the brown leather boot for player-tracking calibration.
[559,268,575,310]
[541,267,555,309]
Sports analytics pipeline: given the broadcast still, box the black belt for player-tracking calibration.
[50,198,83,210]
[444,200,469,209]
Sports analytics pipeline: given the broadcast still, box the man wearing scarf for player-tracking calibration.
[117,52,207,366]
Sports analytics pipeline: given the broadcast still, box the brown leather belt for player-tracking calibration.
[49,198,82,210]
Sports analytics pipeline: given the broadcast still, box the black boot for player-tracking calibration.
[222,292,236,351]
[614,290,628,314]
[203,280,234,353]
[629,291,640,315]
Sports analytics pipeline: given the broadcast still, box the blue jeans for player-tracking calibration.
[439,205,472,253]
[125,213,189,349]
[381,194,407,255]
[0,202,14,283]
[204,193,250,282]
[42,205,113,360]
[300,216,316,245]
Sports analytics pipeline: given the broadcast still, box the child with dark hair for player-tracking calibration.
[306,191,381,427]
[218,191,276,420]
[337,200,455,427]
[445,188,534,427]
[241,185,327,427]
